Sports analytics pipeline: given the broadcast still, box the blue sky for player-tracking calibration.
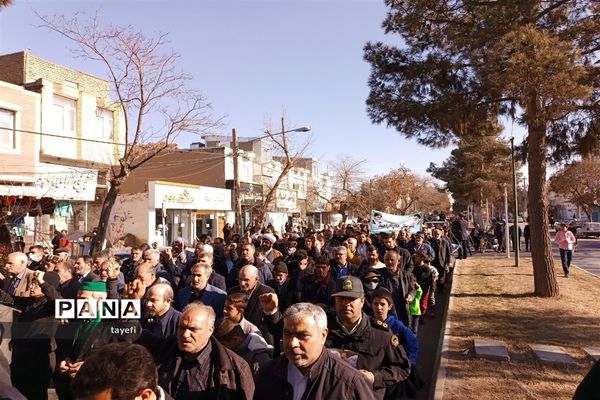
[0,0,458,178]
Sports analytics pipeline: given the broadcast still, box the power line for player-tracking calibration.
[0,125,126,146]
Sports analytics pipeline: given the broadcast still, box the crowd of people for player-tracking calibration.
[0,220,462,400]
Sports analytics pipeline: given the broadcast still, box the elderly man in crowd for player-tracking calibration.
[138,303,255,400]
[331,245,359,278]
[255,302,375,400]
[1,252,35,297]
[228,265,275,343]
[260,275,411,400]
[344,237,362,266]
[143,249,174,285]
[194,245,227,291]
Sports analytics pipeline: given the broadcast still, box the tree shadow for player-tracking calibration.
[451,292,534,299]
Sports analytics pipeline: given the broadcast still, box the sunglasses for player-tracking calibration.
[364,277,380,284]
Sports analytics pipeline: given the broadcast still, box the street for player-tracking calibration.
[511,236,600,278]
[552,237,600,278]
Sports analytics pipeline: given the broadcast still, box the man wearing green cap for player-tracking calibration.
[56,280,139,399]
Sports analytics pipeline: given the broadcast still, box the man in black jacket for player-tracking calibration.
[227,243,272,288]
[382,250,415,327]
[451,213,470,259]
[429,229,452,291]
[138,303,255,400]
[260,276,411,400]
[255,302,375,400]
[379,233,414,274]
[228,265,274,343]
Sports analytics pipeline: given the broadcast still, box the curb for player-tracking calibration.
[571,263,600,280]
[431,259,459,400]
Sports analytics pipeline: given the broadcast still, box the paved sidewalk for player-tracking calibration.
[434,254,600,400]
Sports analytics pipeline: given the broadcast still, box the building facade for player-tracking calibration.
[0,50,125,250]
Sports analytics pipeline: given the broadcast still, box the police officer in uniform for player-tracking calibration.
[327,275,411,400]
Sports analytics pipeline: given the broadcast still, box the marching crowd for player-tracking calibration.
[0,217,464,400]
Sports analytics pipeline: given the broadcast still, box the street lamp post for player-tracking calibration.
[232,128,242,234]
[231,118,311,233]
[511,137,520,267]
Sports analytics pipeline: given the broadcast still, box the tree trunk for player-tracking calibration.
[527,107,559,297]
[90,176,125,253]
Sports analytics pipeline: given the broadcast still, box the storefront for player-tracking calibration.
[148,181,231,245]
[0,165,98,248]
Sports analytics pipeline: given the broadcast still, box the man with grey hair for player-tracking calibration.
[331,245,359,278]
[161,237,191,287]
[175,261,226,315]
[181,243,227,290]
[138,302,255,399]
[197,247,227,291]
[344,237,362,266]
[143,248,174,285]
[261,276,412,400]
[2,252,35,297]
[255,302,376,400]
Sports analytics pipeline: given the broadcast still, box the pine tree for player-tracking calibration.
[364,1,600,297]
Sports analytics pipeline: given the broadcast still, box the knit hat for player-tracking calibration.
[42,271,61,289]
[273,262,288,274]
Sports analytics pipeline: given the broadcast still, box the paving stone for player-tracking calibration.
[583,347,600,361]
[473,339,510,362]
[530,344,577,366]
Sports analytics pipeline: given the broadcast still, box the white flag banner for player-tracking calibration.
[370,210,423,234]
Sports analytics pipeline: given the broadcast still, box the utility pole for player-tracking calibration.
[504,184,510,258]
[511,137,519,267]
[232,128,242,233]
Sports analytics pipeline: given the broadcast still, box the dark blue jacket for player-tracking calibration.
[175,284,226,316]
[141,306,181,338]
[385,315,419,365]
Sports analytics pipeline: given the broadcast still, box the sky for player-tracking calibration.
[1,0,461,178]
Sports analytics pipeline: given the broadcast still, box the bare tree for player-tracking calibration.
[327,156,368,220]
[38,13,217,251]
[359,166,451,217]
[550,159,600,221]
[252,117,310,230]
[0,0,13,9]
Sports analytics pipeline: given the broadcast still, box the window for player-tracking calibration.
[52,95,76,133]
[96,108,114,140]
[0,108,15,149]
